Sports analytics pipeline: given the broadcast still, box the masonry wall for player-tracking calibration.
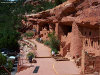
[70,22,83,58]
[58,23,72,56]
[79,26,100,56]
[39,23,54,41]
[40,29,50,40]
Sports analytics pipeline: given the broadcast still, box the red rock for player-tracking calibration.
[22,0,100,73]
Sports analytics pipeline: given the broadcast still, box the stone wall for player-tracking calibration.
[70,22,83,58]
[23,0,100,57]
[22,0,100,74]
[79,26,100,56]
[40,29,50,40]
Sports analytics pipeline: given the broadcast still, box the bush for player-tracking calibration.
[24,32,34,38]
[48,32,60,51]
[0,53,7,66]
[33,1,55,13]
[6,60,13,72]
[55,0,66,6]
[27,52,35,59]
[51,48,58,54]
[36,38,40,42]
[44,40,50,46]
[40,40,44,43]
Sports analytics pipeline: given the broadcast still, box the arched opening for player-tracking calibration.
[89,32,91,36]
[98,40,100,45]
[84,32,86,35]
[91,41,93,46]
[85,40,88,46]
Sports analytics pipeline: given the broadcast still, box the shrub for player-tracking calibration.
[24,32,34,38]
[40,40,44,43]
[33,1,55,13]
[51,48,58,54]
[44,40,50,46]
[6,60,13,72]
[0,53,7,66]
[48,32,60,51]
[55,0,67,6]
[36,38,40,42]
[23,43,26,46]
[27,52,35,59]
[19,36,23,40]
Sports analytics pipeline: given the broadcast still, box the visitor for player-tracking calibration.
[29,56,32,63]
[40,37,42,43]
[52,50,55,56]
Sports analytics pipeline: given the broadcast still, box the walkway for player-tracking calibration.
[30,39,51,57]
[16,39,80,75]
[54,61,80,75]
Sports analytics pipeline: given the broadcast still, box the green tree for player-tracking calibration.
[48,32,60,53]
[55,0,66,5]
[0,53,7,66]
[6,60,13,72]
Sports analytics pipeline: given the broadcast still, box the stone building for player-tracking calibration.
[24,0,100,57]
[22,0,100,73]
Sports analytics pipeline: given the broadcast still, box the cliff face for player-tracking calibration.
[55,0,100,26]
[75,0,100,26]
[25,0,100,27]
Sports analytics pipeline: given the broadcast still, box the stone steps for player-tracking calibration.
[53,56,69,61]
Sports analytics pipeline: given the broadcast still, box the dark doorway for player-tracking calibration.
[61,25,72,36]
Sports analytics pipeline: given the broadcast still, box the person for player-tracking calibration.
[40,37,42,42]
[52,50,55,56]
[29,56,32,63]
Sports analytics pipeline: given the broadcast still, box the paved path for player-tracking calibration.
[54,61,80,75]
[16,39,80,75]
[30,39,51,57]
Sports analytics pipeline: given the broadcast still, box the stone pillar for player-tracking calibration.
[55,23,59,35]
[37,24,39,34]
[49,24,53,32]
[81,50,85,74]
[70,22,83,58]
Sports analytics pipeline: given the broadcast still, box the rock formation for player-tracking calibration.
[22,0,100,73]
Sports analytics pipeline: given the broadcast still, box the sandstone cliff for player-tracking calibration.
[24,0,100,28]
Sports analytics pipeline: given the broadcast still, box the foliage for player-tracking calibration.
[0,1,22,51]
[40,40,44,43]
[0,69,8,75]
[51,48,58,54]
[55,0,62,5]
[33,1,55,13]
[62,0,67,3]
[36,38,40,42]
[55,0,67,5]
[27,52,35,59]
[0,30,20,51]
[22,43,26,46]
[6,60,13,72]
[0,53,7,66]
[24,32,34,38]
[24,4,34,13]
[0,53,13,72]
[48,32,60,52]
[0,0,38,51]
[44,40,50,46]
